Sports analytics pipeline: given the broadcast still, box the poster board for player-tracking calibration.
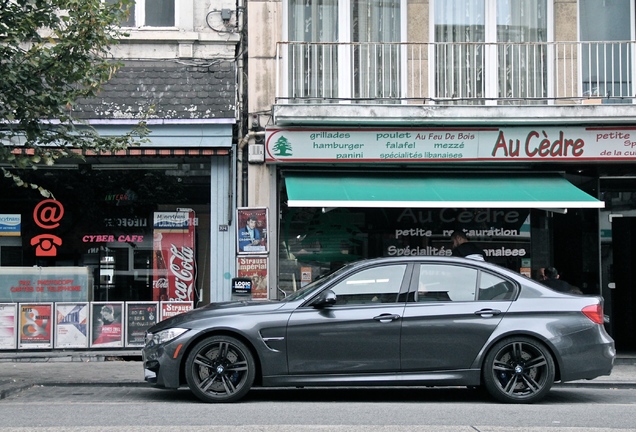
[159,301,193,321]
[54,302,89,349]
[0,303,17,350]
[18,303,53,349]
[237,256,269,300]
[237,207,268,254]
[125,302,158,347]
[90,302,124,348]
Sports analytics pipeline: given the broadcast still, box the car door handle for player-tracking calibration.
[373,313,401,323]
[474,308,501,317]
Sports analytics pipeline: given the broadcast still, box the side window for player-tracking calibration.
[329,264,406,305]
[478,272,515,301]
[417,264,478,302]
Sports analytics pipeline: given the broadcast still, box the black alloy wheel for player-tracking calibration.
[482,336,555,404]
[185,335,255,403]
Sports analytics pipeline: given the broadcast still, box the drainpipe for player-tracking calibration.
[237,130,266,207]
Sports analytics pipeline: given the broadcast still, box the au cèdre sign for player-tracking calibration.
[265,126,636,163]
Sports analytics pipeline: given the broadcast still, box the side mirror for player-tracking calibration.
[313,289,337,308]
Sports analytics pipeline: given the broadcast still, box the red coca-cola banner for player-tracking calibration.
[152,211,196,302]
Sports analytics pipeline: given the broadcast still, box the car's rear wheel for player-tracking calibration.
[482,336,555,404]
[185,335,255,403]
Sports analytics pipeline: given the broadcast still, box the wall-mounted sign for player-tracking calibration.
[237,208,268,254]
[237,256,268,300]
[152,211,196,302]
[0,303,17,350]
[90,302,123,348]
[0,267,92,303]
[0,214,21,237]
[266,126,636,163]
[159,301,193,321]
[54,302,89,349]
[125,302,158,347]
[18,303,53,349]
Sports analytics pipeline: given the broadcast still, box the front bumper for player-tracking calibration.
[142,339,187,389]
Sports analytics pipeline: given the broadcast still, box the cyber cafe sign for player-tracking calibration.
[266,126,636,163]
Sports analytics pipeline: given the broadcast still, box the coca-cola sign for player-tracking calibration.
[152,211,196,302]
[169,244,194,301]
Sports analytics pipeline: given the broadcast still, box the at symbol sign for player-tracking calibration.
[33,199,65,229]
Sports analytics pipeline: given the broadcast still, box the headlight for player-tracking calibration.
[147,328,188,345]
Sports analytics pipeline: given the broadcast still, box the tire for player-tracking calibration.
[185,335,255,403]
[482,336,555,404]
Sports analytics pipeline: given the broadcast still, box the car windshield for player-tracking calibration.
[281,263,351,302]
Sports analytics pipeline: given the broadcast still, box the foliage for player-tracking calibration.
[0,0,147,197]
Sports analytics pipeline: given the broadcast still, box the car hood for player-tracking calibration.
[149,300,286,332]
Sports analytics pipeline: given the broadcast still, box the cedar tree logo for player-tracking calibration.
[273,136,293,156]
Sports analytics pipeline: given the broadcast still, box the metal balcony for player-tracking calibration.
[275,41,636,106]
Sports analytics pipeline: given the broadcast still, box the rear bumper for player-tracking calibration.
[558,328,615,382]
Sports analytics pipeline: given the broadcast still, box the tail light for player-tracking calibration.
[582,304,604,324]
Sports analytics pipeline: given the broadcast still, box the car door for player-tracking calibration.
[401,262,515,372]
[286,263,411,375]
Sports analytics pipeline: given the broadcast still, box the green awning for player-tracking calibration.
[284,174,604,209]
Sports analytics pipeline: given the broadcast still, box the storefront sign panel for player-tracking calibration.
[125,302,158,347]
[266,126,636,163]
[90,302,123,348]
[18,303,53,349]
[152,211,196,302]
[54,302,89,349]
[0,267,92,303]
[0,303,17,350]
[0,214,21,236]
[237,256,268,300]
[159,301,193,321]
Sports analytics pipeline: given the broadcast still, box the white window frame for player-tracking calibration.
[123,0,179,29]
[281,0,408,101]
[429,0,554,105]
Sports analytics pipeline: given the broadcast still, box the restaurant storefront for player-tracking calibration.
[265,125,636,351]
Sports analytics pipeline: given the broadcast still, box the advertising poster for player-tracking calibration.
[0,214,21,236]
[18,303,53,349]
[0,303,17,350]
[125,302,158,347]
[54,302,89,349]
[237,207,268,254]
[152,211,196,302]
[90,302,123,348]
[237,256,268,300]
[160,301,193,321]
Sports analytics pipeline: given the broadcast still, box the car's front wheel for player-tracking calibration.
[185,335,255,403]
[482,336,555,404]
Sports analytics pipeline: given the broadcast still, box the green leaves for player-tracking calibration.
[1,0,143,189]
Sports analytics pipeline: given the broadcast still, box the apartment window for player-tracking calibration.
[107,0,175,27]
[579,0,633,100]
[286,0,403,100]
[433,0,549,104]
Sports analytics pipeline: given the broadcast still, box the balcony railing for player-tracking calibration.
[275,41,636,105]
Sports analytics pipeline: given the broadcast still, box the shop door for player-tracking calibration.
[611,217,636,351]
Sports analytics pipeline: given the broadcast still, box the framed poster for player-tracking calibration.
[237,256,269,300]
[18,303,53,349]
[160,301,193,321]
[90,302,123,348]
[0,303,17,350]
[125,302,158,347]
[54,302,89,348]
[237,207,268,254]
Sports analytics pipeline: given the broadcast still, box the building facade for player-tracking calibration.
[0,1,243,350]
[246,0,636,352]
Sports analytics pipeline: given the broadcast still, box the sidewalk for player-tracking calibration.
[1,354,635,400]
